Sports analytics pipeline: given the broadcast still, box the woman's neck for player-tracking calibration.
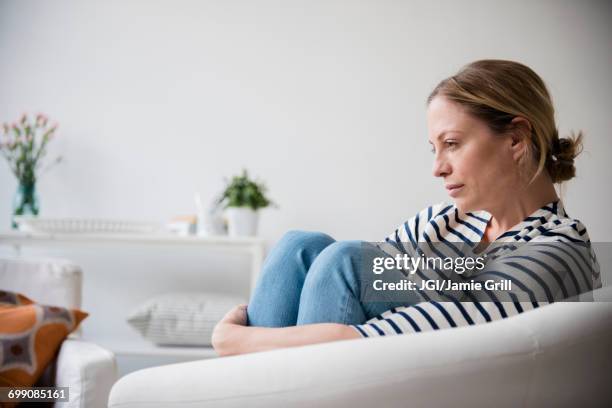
[482,172,559,243]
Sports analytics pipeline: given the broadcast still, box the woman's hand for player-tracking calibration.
[219,304,248,326]
[212,304,249,356]
[212,303,362,357]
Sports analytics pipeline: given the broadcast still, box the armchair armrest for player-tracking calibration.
[108,299,612,408]
[55,339,117,408]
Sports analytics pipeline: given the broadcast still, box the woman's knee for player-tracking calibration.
[277,230,335,253]
[305,241,364,281]
[317,240,363,260]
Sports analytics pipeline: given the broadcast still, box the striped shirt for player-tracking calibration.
[351,199,601,337]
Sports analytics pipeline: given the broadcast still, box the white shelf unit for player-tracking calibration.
[0,231,266,293]
[0,231,266,374]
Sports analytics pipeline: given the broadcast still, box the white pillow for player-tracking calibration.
[126,292,246,347]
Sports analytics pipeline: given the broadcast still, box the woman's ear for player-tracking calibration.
[509,116,532,162]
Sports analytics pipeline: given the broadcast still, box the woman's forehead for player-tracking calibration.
[428,96,471,118]
[427,98,479,139]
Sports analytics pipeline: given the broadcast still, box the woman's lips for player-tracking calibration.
[446,184,464,197]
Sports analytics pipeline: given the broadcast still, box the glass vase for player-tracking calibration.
[12,181,40,229]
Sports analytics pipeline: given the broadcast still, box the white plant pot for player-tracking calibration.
[225,207,259,237]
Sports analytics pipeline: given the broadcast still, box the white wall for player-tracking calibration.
[2,0,611,377]
[1,0,611,243]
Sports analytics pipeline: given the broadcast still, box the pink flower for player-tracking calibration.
[36,113,49,127]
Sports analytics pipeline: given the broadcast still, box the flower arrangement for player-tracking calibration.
[0,113,61,185]
[0,113,62,226]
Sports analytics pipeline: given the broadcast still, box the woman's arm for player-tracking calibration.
[212,304,362,357]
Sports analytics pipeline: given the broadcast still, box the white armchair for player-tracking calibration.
[108,286,612,408]
[0,256,117,408]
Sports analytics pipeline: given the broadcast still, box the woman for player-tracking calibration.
[212,60,600,356]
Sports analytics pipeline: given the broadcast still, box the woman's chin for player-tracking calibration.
[452,197,477,214]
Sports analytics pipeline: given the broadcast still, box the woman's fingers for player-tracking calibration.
[220,303,249,325]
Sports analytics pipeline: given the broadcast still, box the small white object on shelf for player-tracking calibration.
[13,216,162,234]
[165,214,197,236]
[195,193,227,237]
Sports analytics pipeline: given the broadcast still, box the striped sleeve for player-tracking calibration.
[350,300,542,337]
[352,227,600,338]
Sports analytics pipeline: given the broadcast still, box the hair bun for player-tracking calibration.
[547,132,583,183]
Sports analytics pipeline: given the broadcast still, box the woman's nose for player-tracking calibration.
[432,155,451,178]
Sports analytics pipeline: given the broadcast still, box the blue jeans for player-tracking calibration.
[246,230,419,327]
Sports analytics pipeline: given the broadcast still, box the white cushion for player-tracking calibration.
[126,292,246,346]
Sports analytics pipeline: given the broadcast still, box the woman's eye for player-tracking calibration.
[430,140,458,154]
[445,140,458,149]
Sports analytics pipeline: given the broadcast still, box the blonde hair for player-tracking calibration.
[427,59,583,184]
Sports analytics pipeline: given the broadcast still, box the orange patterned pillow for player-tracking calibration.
[0,289,88,389]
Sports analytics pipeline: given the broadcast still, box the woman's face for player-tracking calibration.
[427,96,520,213]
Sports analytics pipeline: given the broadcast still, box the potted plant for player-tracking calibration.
[0,113,62,228]
[217,169,274,237]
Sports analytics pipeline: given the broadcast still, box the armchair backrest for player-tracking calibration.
[0,257,82,309]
